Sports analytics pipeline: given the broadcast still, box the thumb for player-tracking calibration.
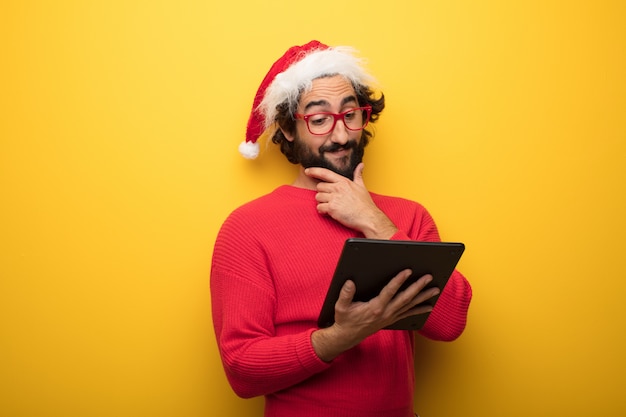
[336,280,356,307]
[352,162,365,186]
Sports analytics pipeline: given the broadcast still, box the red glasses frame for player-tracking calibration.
[294,105,373,135]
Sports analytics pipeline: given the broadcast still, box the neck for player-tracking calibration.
[291,166,319,190]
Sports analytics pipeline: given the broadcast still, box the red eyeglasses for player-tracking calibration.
[294,105,372,135]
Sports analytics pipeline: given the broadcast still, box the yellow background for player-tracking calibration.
[1,1,625,416]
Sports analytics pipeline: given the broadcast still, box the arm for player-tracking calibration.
[393,214,472,341]
[419,269,472,341]
[210,229,330,398]
[306,163,472,343]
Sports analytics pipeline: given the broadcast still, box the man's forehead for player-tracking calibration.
[299,76,357,108]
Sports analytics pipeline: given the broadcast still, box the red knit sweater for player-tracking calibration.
[210,185,472,417]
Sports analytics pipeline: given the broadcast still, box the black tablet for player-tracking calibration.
[317,238,465,330]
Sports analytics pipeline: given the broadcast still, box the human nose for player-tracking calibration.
[329,115,349,144]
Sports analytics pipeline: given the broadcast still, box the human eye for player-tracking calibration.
[308,113,332,126]
[343,109,358,121]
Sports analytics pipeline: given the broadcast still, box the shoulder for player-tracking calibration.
[227,185,314,220]
[217,185,317,237]
[370,192,439,240]
[229,189,283,217]
[370,192,430,215]
[218,189,282,233]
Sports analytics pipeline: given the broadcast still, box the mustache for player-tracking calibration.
[319,140,357,154]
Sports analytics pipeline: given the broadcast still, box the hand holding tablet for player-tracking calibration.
[318,238,465,330]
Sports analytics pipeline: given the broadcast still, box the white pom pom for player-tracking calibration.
[238,140,260,159]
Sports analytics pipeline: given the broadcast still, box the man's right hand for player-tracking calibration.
[311,269,440,362]
[305,163,399,240]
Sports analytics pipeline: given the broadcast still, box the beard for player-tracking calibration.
[292,134,366,180]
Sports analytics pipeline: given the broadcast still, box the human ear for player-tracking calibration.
[279,126,295,142]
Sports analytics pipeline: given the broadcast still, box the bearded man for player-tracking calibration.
[210,40,472,417]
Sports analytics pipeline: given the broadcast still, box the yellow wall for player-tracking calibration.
[1,1,625,416]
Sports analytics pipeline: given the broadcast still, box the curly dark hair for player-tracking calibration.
[270,80,385,164]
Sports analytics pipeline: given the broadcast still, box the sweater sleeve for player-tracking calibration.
[390,205,473,341]
[210,218,331,398]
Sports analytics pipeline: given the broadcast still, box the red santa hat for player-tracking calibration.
[239,40,375,159]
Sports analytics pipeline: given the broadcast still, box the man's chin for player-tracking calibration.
[297,142,364,181]
[293,135,366,181]
[302,158,354,180]
[321,159,355,180]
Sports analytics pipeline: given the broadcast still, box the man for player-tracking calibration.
[211,40,472,417]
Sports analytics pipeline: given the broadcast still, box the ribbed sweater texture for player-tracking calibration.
[210,185,472,417]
